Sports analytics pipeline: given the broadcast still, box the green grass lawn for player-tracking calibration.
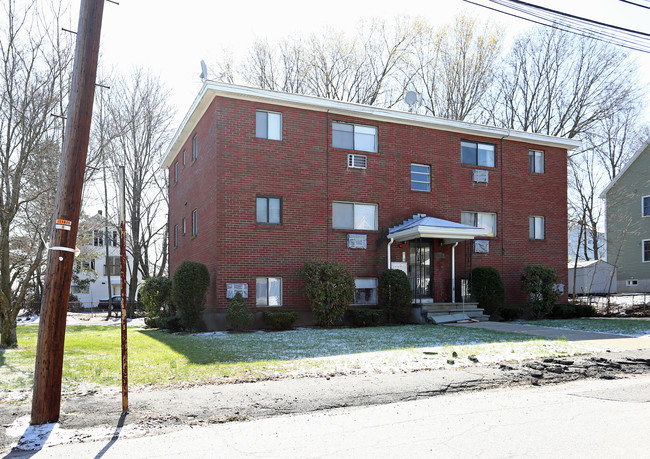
[518,318,650,337]
[0,324,596,401]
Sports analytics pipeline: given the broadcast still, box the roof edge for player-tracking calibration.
[162,81,583,169]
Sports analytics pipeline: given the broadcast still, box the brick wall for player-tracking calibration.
[169,95,568,315]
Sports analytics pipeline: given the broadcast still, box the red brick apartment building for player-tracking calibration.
[162,82,580,329]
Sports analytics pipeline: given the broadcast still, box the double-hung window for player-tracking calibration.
[174,161,178,184]
[256,110,282,140]
[192,209,198,236]
[643,240,650,263]
[332,122,377,153]
[529,216,545,240]
[353,278,378,305]
[529,150,544,173]
[192,134,198,161]
[643,196,650,217]
[182,218,186,236]
[174,225,179,248]
[332,202,377,230]
[256,196,282,224]
[461,211,497,237]
[461,141,495,167]
[93,230,104,247]
[256,277,282,306]
[411,164,430,191]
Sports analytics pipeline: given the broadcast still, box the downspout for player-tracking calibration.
[451,242,458,303]
[387,238,394,270]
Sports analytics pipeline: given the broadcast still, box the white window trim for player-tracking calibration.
[643,239,650,263]
[461,211,497,237]
[332,201,378,231]
[256,110,283,141]
[410,163,431,192]
[256,277,283,307]
[192,209,198,237]
[192,133,198,161]
[174,161,178,183]
[529,216,545,240]
[642,195,650,218]
[174,225,179,248]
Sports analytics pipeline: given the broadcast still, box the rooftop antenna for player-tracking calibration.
[199,60,207,83]
[405,90,423,113]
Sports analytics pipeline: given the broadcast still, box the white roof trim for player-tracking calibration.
[388,225,490,242]
[162,81,582,169]
[600,141,650,199]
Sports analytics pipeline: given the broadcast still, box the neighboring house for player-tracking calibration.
[568,260,617,296]
[601,142,650,293]
[162,81,580,329]
[70,211,140,308]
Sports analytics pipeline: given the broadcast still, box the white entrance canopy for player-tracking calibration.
[387,214,490,244]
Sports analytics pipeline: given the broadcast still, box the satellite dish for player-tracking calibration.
[199,60,207,83]
[405,91,418,106]
[405,90,423,113]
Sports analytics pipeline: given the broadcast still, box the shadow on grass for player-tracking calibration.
[136,325,547,365]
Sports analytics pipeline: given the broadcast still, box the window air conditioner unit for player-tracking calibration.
[473,240,489,253]
[472,169,488,183]
[348,154,367,169]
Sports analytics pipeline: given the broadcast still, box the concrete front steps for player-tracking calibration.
[420,303,490,323]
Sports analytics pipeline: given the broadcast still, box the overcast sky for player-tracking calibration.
[66,0,650,123]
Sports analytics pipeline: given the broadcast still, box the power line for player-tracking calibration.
[463,0,650,53]
[619,0,650,10]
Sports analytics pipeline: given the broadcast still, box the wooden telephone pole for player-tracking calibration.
[31,0,104,425]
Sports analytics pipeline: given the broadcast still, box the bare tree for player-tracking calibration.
[569,153,605,261]
[486,27,638,139]
[226,18,421,107]
[0,0,72,347]
[410,15,503,121]
[587,105,650,181]
[105,69,174,312]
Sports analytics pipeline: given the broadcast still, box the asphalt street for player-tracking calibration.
[6,374,649,458]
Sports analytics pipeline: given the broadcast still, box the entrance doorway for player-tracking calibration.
[409,239,432,301]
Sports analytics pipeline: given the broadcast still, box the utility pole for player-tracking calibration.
[31,0,104,425]
[119,165,128,413]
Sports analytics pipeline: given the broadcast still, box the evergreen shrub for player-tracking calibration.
[378,269,412,324]
[262,309,299,330]
[299,259,355,327]
[347,308,383,327]
[226,292,254,330]
[471,266,505,317]
[171,261,210,331]
[521,266,561,319]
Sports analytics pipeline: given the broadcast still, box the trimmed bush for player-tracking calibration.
[262,309,299,330]
[378,269,412,324]
[521,265,561,319]
[226,293,254,330]
[500,305,524,321]
[171,261,210,331]
[550,303,597,319]
[299,259,355,327]
[139,276,172,324]
[471,266,505,317]
[347,308,383,327]
[575,303,597,318]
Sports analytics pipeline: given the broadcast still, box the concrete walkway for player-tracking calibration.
[450,321,650,350]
